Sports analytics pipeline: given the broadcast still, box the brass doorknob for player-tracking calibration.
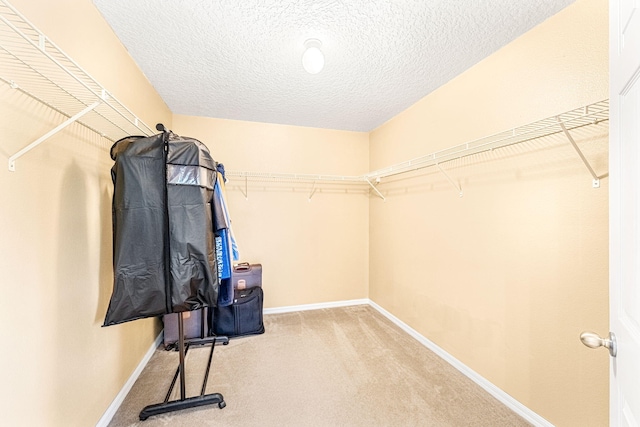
[580,331,617,357]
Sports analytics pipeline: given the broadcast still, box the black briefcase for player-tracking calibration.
[213,287,265,338]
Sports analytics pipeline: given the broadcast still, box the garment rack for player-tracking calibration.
[133,124,230,420]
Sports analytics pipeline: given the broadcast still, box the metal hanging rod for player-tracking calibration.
[1,0,154,171]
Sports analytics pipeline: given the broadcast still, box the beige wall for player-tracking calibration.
[172,115,370,308]
[0,0,171,425]
[369,0,609,426]
[0,0,609,425]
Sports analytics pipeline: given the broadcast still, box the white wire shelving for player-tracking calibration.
[0,0,155,171]
[366,100,608,181]
[223,170,370,200]
[1,0,607,191]
[225,99,609,199]
[224,171,364,184]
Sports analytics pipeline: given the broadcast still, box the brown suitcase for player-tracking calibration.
[232,263,262,293]
[162,308,208,349]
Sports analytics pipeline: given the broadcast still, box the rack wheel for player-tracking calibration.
[223,341,229,345]
[218,401,226,409]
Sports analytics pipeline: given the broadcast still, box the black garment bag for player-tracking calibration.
[103,132,220,326]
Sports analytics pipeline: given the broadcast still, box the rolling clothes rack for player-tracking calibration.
[139,124,229,421]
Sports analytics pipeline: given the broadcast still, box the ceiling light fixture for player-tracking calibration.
[302,39,324,74]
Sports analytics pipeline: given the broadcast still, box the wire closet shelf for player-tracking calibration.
[365,99,608,181]
[0,0,155,171]
[1,0,607,185]
[225,99,608,187]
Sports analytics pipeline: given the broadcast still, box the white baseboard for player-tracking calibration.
[98,298,552,427]
[263,298,369,315]
[96,299,367,424]
[367,299,554,427]
[96,331,163,427]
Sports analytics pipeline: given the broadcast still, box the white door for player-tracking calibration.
[609,1,640,425]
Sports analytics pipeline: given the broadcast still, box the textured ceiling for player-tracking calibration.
[92,0,574,132]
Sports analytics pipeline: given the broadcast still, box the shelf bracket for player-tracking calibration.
[237,175,248,200]
[365,178,385,201]
[558,119,600,188]
[436,164,463,197]
[308,181,317,201]
[8,101,101,171]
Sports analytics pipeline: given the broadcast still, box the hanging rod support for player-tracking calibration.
[308,181,317,201]
[365,178,385,201]
[234,175,249,200]
[558,119,600,188]
[8,101,101,171]
[436,164,463,197]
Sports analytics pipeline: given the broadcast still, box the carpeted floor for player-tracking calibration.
[107,305,531,426]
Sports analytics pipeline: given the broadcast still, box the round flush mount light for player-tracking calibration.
[302,39,324,74]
